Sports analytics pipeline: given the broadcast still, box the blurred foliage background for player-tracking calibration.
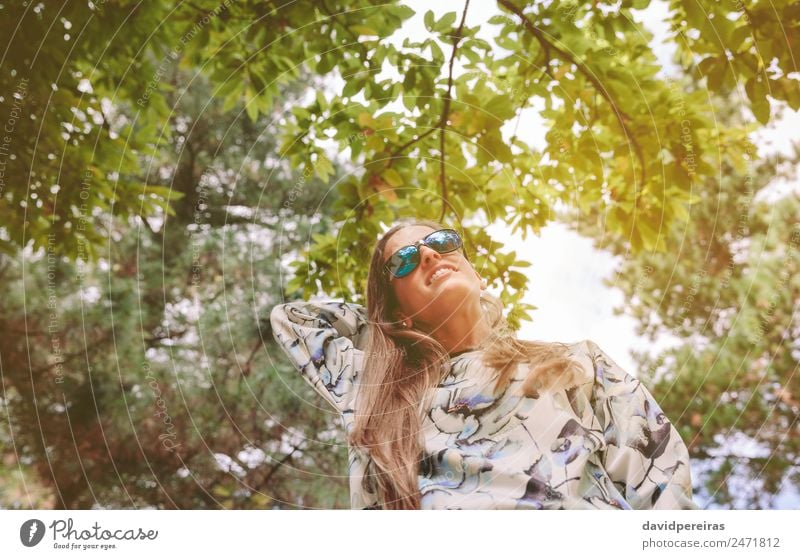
[0,0,798,509]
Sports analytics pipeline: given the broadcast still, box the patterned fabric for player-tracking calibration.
[269,300,700,510]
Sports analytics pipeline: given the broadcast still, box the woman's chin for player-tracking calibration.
[427,280,478,307]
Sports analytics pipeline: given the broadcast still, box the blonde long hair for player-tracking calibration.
[347,218,586,509]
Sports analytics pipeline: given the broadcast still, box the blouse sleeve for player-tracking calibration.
[586,340,700,510]
[269,300,369,414]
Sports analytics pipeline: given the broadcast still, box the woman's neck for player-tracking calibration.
[431,309,492,356]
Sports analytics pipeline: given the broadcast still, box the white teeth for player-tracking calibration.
[428,267,455,284]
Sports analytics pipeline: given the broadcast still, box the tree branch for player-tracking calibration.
[241,337,265,377]
[28,333,113,376]
[439,0,471,223]
[390,127,438,159]
[146,328,189,345]
[497,0,647,190]
[262,443,302,486]
[318,0,374,68]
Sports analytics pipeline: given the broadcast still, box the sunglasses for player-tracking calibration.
[383,228,463,279]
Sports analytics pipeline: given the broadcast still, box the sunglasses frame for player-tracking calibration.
[382,228,463,280]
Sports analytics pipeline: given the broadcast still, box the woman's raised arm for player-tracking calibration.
[269,300,369,414]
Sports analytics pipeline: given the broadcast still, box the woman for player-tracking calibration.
[270,218,699,510]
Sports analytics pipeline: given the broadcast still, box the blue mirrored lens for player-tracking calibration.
[392,246,419,278]
[386,229,462,278]
[426,230,460,252]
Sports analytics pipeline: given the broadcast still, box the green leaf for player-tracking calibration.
[244,86,258,122]
[391,5,415,20]
[682,0,707,29]
[357,112,374,128]
[729,25,752,48]
[774,77,800,110]
[246,100,258,122]
[143,185,185,200]
[428,40,444,63]
[424,10,435,32]
[315,153,334,182]
[349,25,379,37]
[286,275,305,295]
[697,56,719,76]
[745,75,771,124]
[477,130,513,164]
[222,88,242,112]
[317,54,334,74]
[434,12,457,33]
[488,15,511,25]
[706,61,727,91]
[382,168,403,187]
[256,89,274,113]
[636,219,661,251]
[342,77,363,98]
[315,89,327,109]
[291,106,310,120]
[483,95,516,121]
[751,97,770,125]
[508,270,527,289]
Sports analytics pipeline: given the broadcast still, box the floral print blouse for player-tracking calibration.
[269,299,700,510]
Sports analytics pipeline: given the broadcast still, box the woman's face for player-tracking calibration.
[382,225,482,329]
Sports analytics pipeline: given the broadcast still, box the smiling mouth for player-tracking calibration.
[428,268,456,286]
